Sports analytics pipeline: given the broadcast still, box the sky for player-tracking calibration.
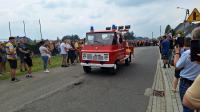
[0,0,199,40]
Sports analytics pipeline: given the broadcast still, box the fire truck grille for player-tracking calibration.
[87,54,93,60]
[83,53,109,61]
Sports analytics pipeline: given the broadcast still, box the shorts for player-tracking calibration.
[24,58,33,67]
[8,59,17,69]
[162,54,169,60]
[19,55,25,63]
[0,56,6,63]
[2,56,6,63]
[61,54,68,59]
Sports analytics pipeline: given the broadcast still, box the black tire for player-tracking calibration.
[110,61,119,75]
[129,53,132,62]
[83,66,91,73]
[100,67,108,71]
[125,58,130,66]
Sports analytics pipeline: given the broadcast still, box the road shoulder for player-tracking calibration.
[0,65,85,112]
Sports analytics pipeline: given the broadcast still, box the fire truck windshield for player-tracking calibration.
[85,33,114,45]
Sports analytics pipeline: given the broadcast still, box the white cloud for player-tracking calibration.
[0,0,199,40]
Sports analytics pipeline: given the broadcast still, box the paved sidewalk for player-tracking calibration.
[0,65,85,112]
[146,60,183,112]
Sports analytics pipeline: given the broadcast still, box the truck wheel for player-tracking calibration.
[83,66,91,73]
[125,58,130,66]
[101,67,107,70]
[129,53,132,62]
[111,62,119,75]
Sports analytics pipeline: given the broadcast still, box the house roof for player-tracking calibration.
[174,22,200,36]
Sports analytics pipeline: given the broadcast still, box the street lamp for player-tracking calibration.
[177,7,190,35]
[177,7,190,22]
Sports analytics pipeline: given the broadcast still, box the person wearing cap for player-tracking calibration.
[6,37,19,82]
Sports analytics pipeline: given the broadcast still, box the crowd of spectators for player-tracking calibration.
[0,37,83,82]
[134,40,158,47]
[160,27,200,111]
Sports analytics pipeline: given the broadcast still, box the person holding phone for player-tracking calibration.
[183,28,200,111]
[175,27,200,112]
[190,40,200,62]
[39,41,51,73]
[173,37,191,92]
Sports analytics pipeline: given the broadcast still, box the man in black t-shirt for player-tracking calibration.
[17,39,27,72]
[24,46,33,78]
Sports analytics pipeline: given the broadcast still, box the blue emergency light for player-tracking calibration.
[90,26,94,32]
[112,25,117,30]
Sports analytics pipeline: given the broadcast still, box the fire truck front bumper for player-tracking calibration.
[80,63,115,68]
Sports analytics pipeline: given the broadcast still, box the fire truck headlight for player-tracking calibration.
[104,54,109,61]
[82,53,87,60]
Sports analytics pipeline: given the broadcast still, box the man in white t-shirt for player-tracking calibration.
[66,40,72,51]
[60,39,69,67]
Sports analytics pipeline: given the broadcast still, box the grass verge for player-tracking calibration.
[0,55,62,80]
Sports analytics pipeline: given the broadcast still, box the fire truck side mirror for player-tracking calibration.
[112,25,117,30]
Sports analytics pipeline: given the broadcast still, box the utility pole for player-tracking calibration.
[9,21,12,37]
[152,32,154,40]
[39,19,43,40]
[23,20,27,37]
[160,25,162,37]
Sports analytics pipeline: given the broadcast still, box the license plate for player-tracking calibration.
[98,55,103,61]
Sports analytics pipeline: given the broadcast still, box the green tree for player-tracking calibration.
[57,37,60,42]
[165,25,171,34]
[124,31,135,40]
[176,30,184,37]
[62,34,80,41]
[170,29,176,36]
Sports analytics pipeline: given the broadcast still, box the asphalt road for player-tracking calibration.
[16,46,159,112]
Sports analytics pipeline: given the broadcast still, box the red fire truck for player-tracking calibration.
[80,25,134,74]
